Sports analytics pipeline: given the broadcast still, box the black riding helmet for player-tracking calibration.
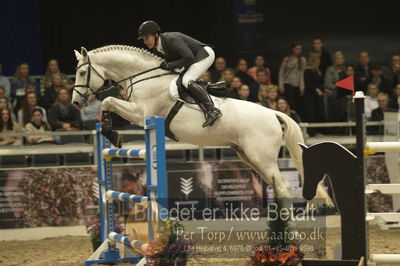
[138,21,161,40]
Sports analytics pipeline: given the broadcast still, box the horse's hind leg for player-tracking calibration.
[234,145,292,199]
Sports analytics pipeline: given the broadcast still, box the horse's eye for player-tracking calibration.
[79,71,86,76]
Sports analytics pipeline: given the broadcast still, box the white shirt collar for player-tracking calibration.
[156,37,164,55]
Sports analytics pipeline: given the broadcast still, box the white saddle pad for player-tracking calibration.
[169,76,224,111]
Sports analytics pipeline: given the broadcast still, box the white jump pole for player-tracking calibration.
[365,142,400,153]
[355,92,400,265]
[371,254,400,264]
[365,184,400,194]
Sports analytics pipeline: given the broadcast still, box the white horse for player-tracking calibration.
[72,45,332,203]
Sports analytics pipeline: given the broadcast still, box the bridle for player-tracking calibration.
[73,55,177,104]
[73,56,105,102]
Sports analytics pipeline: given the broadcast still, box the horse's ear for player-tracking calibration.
[81,47,88,59]
[299,143,308,151]
[74,50,82,61]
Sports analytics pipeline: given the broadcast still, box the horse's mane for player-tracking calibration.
[90,45,163,62]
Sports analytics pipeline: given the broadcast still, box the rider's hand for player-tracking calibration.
[160,61,174,71]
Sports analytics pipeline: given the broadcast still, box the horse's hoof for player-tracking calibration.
[111,131,122,148]
[103,129,123,148]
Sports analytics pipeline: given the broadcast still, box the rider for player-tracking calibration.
[138,20,222,127]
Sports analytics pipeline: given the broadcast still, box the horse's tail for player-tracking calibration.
[274,111,304,177]
[274,111,334,207]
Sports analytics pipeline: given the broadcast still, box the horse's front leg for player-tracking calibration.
[100,97,142,148]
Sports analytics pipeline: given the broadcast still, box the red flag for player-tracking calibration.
[335,75,354,91]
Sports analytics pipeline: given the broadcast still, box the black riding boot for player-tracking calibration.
[188,80,222,127]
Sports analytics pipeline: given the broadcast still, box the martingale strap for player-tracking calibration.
[164,100,185,141]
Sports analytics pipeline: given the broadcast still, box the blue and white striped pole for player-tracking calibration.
[109,232,149,252]
[102,148,146,159]
[106,190,148,203]
[87,116,167,266]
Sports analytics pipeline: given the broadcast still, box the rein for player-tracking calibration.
[74,57,177,103]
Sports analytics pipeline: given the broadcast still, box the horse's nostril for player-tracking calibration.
[73,101,80,106]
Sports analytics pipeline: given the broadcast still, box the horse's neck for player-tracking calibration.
[93,51,161,82]
[93,51,176,118]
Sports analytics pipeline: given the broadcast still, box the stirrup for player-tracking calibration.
[202,110,223,127]
[207,81,226,90]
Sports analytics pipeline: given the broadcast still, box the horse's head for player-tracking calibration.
[299,143,326,201]
[72,47,105,109]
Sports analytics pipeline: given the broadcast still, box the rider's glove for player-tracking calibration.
[160,61,175,71]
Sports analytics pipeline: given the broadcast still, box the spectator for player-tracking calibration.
[235,58,254,86]
[201,71,211,82]
[324,51,346,99]
[13,84,37,114]
[118,86,128,101]
[17,91,47,127]
[40,59,73,96]
[304,53,324,136]
[371,92,396,135]
[247,56,271,85]
[48,88,81,131]
[330,65,356,122]
[229,76,242,99]
[311,38,332,79]
[337,65,356,100]
[237,84,251,101]
[389,83,400,110]
[25,108,55,145]
[258,85,278,110]
[0,107,21,146]
[80,95,101,129]
[276,96,301,123]
[257,85,268,106]
[278,42,306,114]
[0,96,17,122]
[355,51,372,92]
[42,73,66,110]
[221,68,235,89]
[10,63,38,104]
[121,172,145,195]
[210,57,226,82]
[250,68,269,102]
[382,52,400,88]
[367,64,392,97]
[0,63,11,98]
[0,86,5,97]
[365,83,379,120]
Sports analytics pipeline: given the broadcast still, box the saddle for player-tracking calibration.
[175,73,229,104]
[163,74,228,141]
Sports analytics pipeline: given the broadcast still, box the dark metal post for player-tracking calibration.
[354,92,368,265]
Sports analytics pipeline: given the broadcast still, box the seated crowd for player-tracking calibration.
[0,38,400,146]
[0,59,101,146]
[205,39,400,136]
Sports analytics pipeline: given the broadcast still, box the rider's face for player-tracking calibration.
[143,34,157,49]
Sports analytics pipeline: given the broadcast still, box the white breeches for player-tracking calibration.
[182,46,215,88]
